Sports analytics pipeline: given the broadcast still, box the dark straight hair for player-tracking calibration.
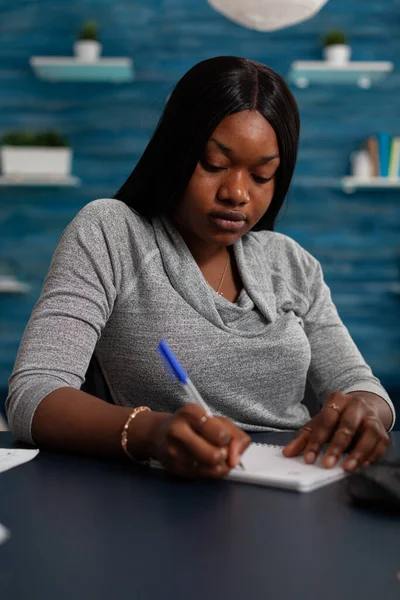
[114,56,300,231]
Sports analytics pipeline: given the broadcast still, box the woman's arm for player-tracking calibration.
[31,387,250,476]
[284,254,395,470]
[6,201,120,444]
[31,387,157,459]
[303,258,396,429]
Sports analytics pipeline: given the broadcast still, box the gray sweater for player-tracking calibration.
[7,199,396,443]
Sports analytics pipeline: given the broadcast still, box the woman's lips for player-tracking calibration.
[209,211,247,232]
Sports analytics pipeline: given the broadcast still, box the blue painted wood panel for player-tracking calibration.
[0,0,399,402]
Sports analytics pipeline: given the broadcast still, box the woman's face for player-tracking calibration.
[173,109,280,250]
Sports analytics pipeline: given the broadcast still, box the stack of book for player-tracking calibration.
[364,133,400,178]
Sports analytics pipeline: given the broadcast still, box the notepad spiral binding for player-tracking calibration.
[252,443,283,449]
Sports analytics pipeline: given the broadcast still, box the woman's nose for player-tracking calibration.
[217,170,250,206]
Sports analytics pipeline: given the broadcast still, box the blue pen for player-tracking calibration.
[157,339,245,470]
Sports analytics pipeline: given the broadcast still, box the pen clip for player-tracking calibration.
[157,339,189,384]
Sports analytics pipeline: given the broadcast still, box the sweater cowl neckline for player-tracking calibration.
[152,215,277,331]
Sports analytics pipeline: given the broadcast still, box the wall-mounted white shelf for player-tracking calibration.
[0,275,30,294]
[292,176,340,188]
[341,176,400,193]
[288,61,393,88]
[293,175,400,193]
[30,56,134,83]
[0,174,81,187]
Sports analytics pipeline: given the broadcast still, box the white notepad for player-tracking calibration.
[0,448,39,474]
[227,443,348,492]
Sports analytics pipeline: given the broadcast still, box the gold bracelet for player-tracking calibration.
[121,406,152,463]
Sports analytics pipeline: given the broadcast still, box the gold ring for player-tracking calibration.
[199,414,209,426]
[336,427,353,437]
[300,426,313,434]
[326,402,342,414]
[363,416,380,424]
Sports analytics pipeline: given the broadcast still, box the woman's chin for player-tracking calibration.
[207,230,247,247]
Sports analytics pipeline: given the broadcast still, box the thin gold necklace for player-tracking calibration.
[216,252,230,296]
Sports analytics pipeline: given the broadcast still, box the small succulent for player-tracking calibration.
[2,130,69,147]
[78,20,99,42]
[321,30,348,47]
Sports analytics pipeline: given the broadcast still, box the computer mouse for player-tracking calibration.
[347,458,400,513]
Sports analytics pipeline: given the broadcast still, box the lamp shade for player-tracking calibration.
[208,0,329,32]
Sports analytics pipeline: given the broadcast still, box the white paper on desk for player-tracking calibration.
[0,523,10,545]
[0,448,39,474]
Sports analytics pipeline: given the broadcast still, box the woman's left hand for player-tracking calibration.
[283,391,390,472]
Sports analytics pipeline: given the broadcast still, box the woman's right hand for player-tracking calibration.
[133,404,251,479]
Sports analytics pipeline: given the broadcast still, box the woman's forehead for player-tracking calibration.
[207,110,279,158]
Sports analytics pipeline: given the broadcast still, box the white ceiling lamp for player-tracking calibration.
[208,0,329,32]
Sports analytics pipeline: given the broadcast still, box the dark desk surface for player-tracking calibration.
[0,431,399,600]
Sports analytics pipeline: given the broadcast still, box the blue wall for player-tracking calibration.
[0,0,399,415]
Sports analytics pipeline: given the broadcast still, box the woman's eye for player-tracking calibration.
[201,159,274,183]
[201,159,225,172]
[252,174,273,184]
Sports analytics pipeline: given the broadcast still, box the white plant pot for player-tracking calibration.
[350,150,372,178]
[73,40,102,62]
[1,146,72,176]
[323,44,351,65]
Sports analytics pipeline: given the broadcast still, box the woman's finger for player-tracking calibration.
[321,402,366,468]
[163,439,231,479]
[302,403,343,464]
[178,405,249,468]
[178,404,232,447]
[229,433,251,468]
[361,437,389,468]
[342,419,387,472]
[322,425,357,468]
[217,417,251,467]
[168,416,228,466]
[192,414,232,447]
[282,427,313,457]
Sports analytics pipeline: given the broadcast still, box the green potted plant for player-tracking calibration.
[321,30,351,64]
[1,130,72,178]
[74,20,102,62]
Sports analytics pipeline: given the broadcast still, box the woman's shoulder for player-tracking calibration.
[73,198,147,227]
[247,229,319,275]
[57,199,155,265]
[66,198,153,242]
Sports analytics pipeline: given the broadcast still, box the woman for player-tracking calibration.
[6,56,395,478]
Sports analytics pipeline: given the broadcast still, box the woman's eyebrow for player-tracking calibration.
[209,138,279,165]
